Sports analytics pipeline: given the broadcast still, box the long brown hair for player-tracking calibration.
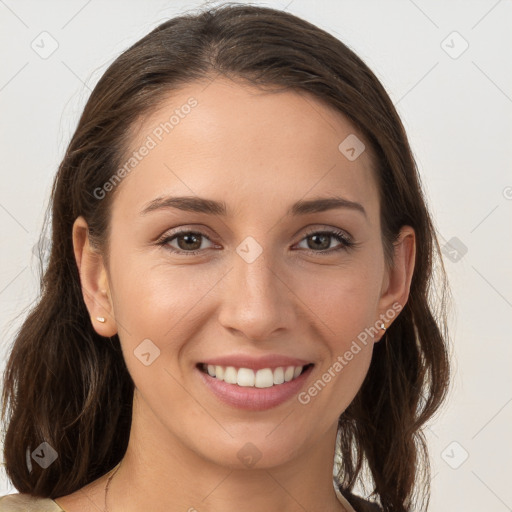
[1,4,450,510]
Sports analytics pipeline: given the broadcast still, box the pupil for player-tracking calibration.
[179,234,201,250]
[310,234,329,250]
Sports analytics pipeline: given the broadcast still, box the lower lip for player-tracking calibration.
[197,365,314,411]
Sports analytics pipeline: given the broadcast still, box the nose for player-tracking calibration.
[217,239,296,343]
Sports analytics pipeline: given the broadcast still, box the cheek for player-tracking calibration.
[109,254,218,355]
[293,256,384,340]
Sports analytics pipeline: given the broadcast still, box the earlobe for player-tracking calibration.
[375,226,416,340]
[72,216,118,337]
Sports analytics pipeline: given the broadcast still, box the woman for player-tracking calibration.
[0,4,450,511]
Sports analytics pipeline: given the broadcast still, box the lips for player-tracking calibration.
[195,354,315,411]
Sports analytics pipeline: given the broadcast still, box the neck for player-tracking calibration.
[106,390,346,512]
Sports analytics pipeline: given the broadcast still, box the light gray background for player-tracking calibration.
[1,1,511,510]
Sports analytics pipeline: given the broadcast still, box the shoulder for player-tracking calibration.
[342,490,383,512]
[0,492,64,511]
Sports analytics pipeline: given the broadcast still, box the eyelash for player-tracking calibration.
[156,227,356,256]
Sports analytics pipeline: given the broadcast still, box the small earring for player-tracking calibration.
[378,321,386,331]
[96,317,106,323]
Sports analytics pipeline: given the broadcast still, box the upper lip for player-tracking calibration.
[199,354,313,371]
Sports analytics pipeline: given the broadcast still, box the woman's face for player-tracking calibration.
[75,77,414,470]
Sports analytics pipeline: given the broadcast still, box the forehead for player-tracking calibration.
[112,77,379,223]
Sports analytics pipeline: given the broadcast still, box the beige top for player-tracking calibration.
[0,484,357,511]
[0,492,64,511]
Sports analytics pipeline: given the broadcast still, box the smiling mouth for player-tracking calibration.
[197,363,314,388]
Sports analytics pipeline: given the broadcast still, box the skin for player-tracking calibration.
[58,76,415,512]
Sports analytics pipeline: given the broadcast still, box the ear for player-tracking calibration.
[72,216,118,337]
[375,225,416,341]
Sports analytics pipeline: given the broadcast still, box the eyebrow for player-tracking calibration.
[140,195,367,219]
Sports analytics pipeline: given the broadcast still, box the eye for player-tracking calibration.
[157,230,216,255]
[295,228,355,255]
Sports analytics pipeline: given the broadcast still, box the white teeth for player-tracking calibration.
[255,368,274,388]
[273,367,284,385]
[237,368,255,387]
[223,366,237,384]
[284,366,295,382]
[202,364,308,387]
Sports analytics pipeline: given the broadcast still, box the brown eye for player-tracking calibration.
[175,232,203,251]
[158,231,214,255]
[296,229,355,255]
